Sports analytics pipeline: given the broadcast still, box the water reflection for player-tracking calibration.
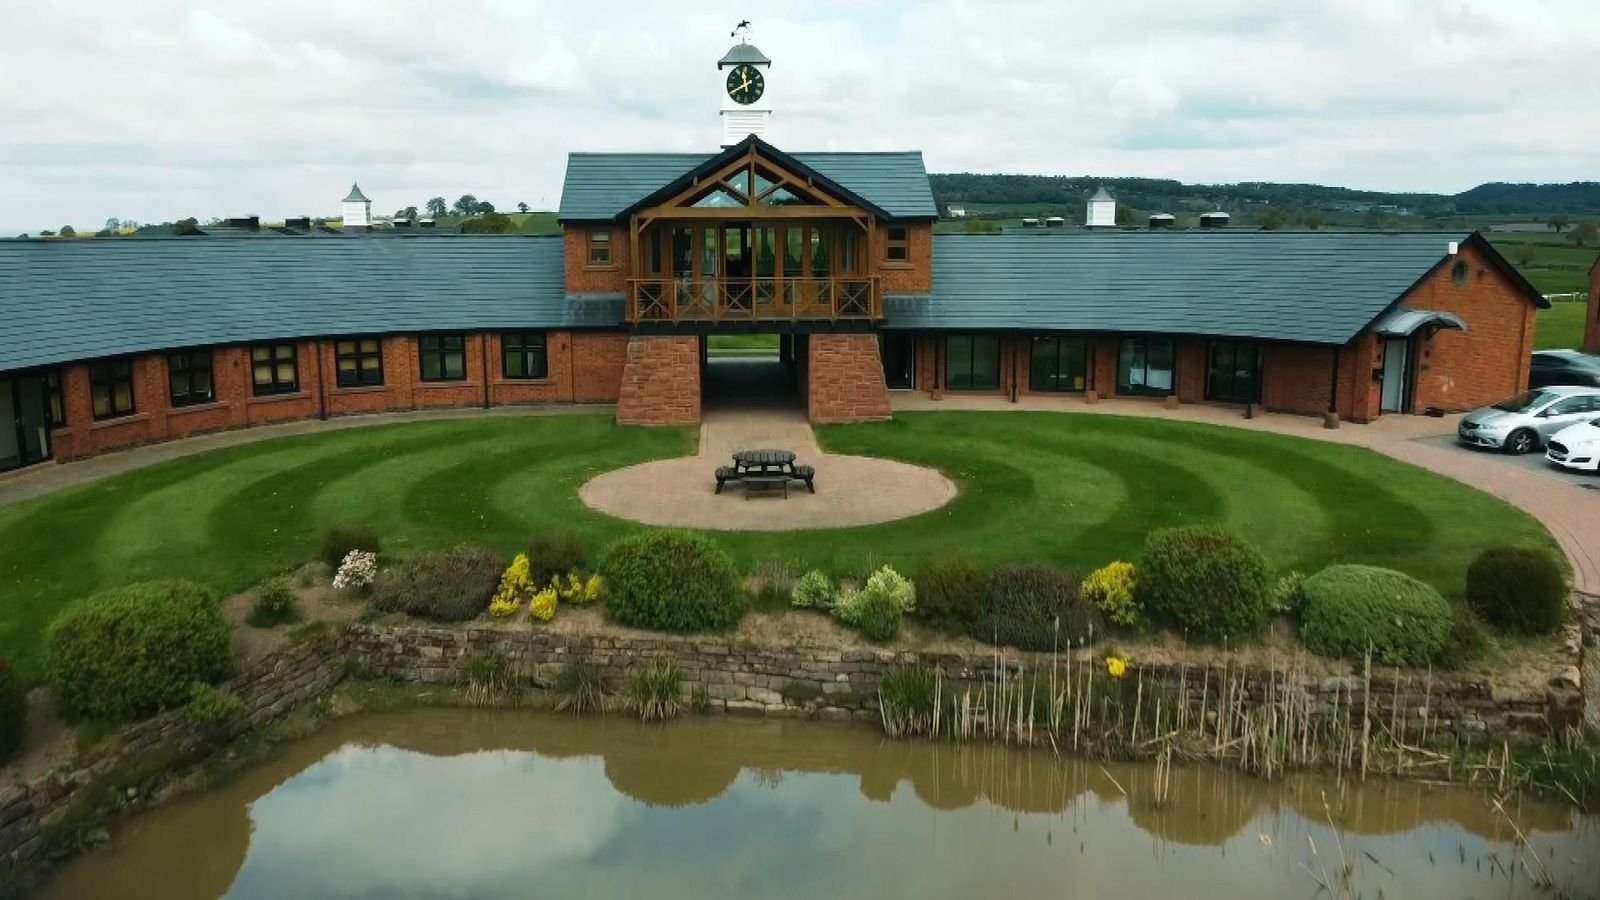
[34,709,1599,900]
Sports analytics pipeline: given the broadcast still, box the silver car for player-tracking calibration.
[1457,385,1600,454]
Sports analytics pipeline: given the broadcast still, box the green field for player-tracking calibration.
[0,412,1551,681]
[1485,232,1598,296]
[1536,302,1588,351]
[707,334,781,356]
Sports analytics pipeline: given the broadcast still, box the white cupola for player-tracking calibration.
[342,183,372,231]
[719,24,772,147]
[1086,186,1117,229]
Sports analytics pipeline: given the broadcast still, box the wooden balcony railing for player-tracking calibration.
[628,277,880,323]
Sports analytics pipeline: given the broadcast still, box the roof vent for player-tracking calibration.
[1148,213,1176,230]
[224,215,260,232]
[1021,217,1041,228]
[1447,240,1459,255]
[1199,212,1231,229]
[283,216,311,232]
[418,218,437,229]
[391,217,413,230]
[1044,216,1066,228]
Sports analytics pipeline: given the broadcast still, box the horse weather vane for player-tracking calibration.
[731,20,751,40]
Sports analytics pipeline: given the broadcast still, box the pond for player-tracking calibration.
[33,710,1600,899]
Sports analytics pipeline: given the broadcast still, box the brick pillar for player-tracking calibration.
[615,335,701,426]
[807,333,892,424]
[1584,262,1600,355]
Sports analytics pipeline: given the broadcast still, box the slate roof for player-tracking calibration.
[558,148,937,221]
[883,231,1524,344]
[342,183,370,203]
[718,43,771,67]
[0,235,619,373]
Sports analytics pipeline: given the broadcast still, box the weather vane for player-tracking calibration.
[731,20,751,41]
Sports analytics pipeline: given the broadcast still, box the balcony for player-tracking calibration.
[628,276,880,324]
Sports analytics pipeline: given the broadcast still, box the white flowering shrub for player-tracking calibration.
[333,550,378,593]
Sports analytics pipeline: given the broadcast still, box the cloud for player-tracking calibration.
[0,0,1596,232]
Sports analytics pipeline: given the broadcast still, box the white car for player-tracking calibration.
[1545,418,1600,472]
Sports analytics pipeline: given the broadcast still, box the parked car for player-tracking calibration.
[1529,350,1600,389]
[1546,418,1600,472]
[1457,386,1600,454]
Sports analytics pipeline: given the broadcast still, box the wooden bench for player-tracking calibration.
[714,465,739,494]
[743,475,789,499]
[790,464,816,494]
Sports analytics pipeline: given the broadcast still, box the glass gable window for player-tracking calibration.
[168,350,215,407]
[1117,338,1175,397]
[251,344,299,396]
[1206,341,1261,404]
[502,332,549,380]
[336,338,385,388]
[89,358,136,420]
[1029,336,1087,392]
[419,335,467,382]
[946,334,1000,390]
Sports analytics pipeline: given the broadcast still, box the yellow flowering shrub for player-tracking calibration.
[529,587,558,622]
[489,554,534,618]
[579,573,603,604]
[1105,656,1128,678]
[1082,561,1142,629]
[553,571,604,605]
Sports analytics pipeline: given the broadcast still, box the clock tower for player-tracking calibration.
[719,25,771,147]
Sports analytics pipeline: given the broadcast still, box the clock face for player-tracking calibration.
[725,64,765,105]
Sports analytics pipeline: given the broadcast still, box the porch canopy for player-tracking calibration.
[1371,307,1468,337]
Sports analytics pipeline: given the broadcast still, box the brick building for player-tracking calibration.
[0,37,1550,474]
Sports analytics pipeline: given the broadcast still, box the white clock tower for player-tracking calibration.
[719,25,771,146]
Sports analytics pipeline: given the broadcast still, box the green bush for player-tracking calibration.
[1273,571,1308,615]
[184,682,244,730]
[246,577,301,628]
[1137,526,1272,642]
[0,658,24,763]
[319,525,380,570]
[1442,604,1496,669]
[601,531,744,632]
[975,564,1102,651]
[915,557,987,633]
[45,580,234,722]
[791,570,836,609]
[1465,546,1567,635]
[372,545,506,622]
[851,588,904,642]
[1300,565,1452,666]
[527,533,588,587]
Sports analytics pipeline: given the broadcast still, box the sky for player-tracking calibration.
[1,0,1597,233]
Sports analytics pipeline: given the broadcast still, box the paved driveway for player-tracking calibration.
[1412,434,1600,490]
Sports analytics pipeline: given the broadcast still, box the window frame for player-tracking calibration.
[501,332,549,380]
[1028,335,1087,393]
[586,228,613,268]
[88,357,137,421]
[1204,340,1262,404]
[44,370,65,427]
[945,333,1001,391]
[418,334,468,383]
[250,343,300,397]
[334,337,385,389]
[167,349,216,408]
[1117,337,1176,398]
[884,225,911,264]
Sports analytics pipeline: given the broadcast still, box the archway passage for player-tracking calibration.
[702,333,803,413]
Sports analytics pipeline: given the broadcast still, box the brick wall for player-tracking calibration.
[1401,243,1538,412]
[877,222,933,294]
[1587,260,1600,354]
[46,331,620,463]
[807,333,892,423]
[615,335,701,426]
[563,226,630,294]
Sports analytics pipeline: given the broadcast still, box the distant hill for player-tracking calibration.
[929,175,1600,221]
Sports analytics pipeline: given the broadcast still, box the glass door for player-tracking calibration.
[880,333,916,390]
[1,376,52,472]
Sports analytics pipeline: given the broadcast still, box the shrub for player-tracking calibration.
[878,666,946,737]
[600,531,744,632]
[0,658,24,763]
[553,662,609,715]
[184,682,243,730]
[1300,565,1452,667]
[1273,571,1308,615]
[1442,604,1495,669]
[975,564,1102,651]
[627,661,682,722]
[1137,526,1272,642]
[554,571,604,605]
[319,525,380,570]
[862,566,915,615]
[332,550,378,594]
[371,545,505,623]
[791,570,837,609]
[915,557,986,633]
[852,588,903,642]
[489,554,535,618]
[246,577,301,628]
[1082,561,1142,629]
[1465,546,1567,635]
[527,533,587,587]
[46,580,233,722]
[529,586,558,622]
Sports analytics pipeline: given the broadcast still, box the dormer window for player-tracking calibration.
[587,229,613,267]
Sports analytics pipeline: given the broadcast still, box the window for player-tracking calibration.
[1451,259,1470,286]
[1029,335,1087,392]
[419,335,467,382]
[1117,338,1175,397]
[44,371,65,427]
[251,344,299,396]
[587,228,612,266]
[502,332,549,380]
[167,349,215,407]
[335,338,385,388]
[945,334,1000,390]
[885,226,910,263]
[89,358,136,420]
[1205,341,1261,404]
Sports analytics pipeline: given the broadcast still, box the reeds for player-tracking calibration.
[553,661,609,716]
[627,661,683,722]
[461,652,517,707]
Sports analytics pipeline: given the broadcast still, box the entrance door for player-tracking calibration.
[880,333,916,390]
[0,376,53,473]
[1380,338,1409,413]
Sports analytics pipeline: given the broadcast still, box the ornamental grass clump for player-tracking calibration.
[1081,561,1142,630]
[463,653,518,707]
[0,658,24,763]
[246,577,301,628]
[627,661,683,722]
[371,545,505,623]
[553,661,609,716]
[332,550,379,594]
[46,579,233,722]
[1300,564,1452,667]
[1136,525,1271,643]
[1465,546,1567,635]
[600,531,744,632]
[490,554,536,618]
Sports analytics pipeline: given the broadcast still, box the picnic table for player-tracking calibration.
[715,448,816,498]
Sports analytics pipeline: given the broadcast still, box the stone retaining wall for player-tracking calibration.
[0,638,343,888]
